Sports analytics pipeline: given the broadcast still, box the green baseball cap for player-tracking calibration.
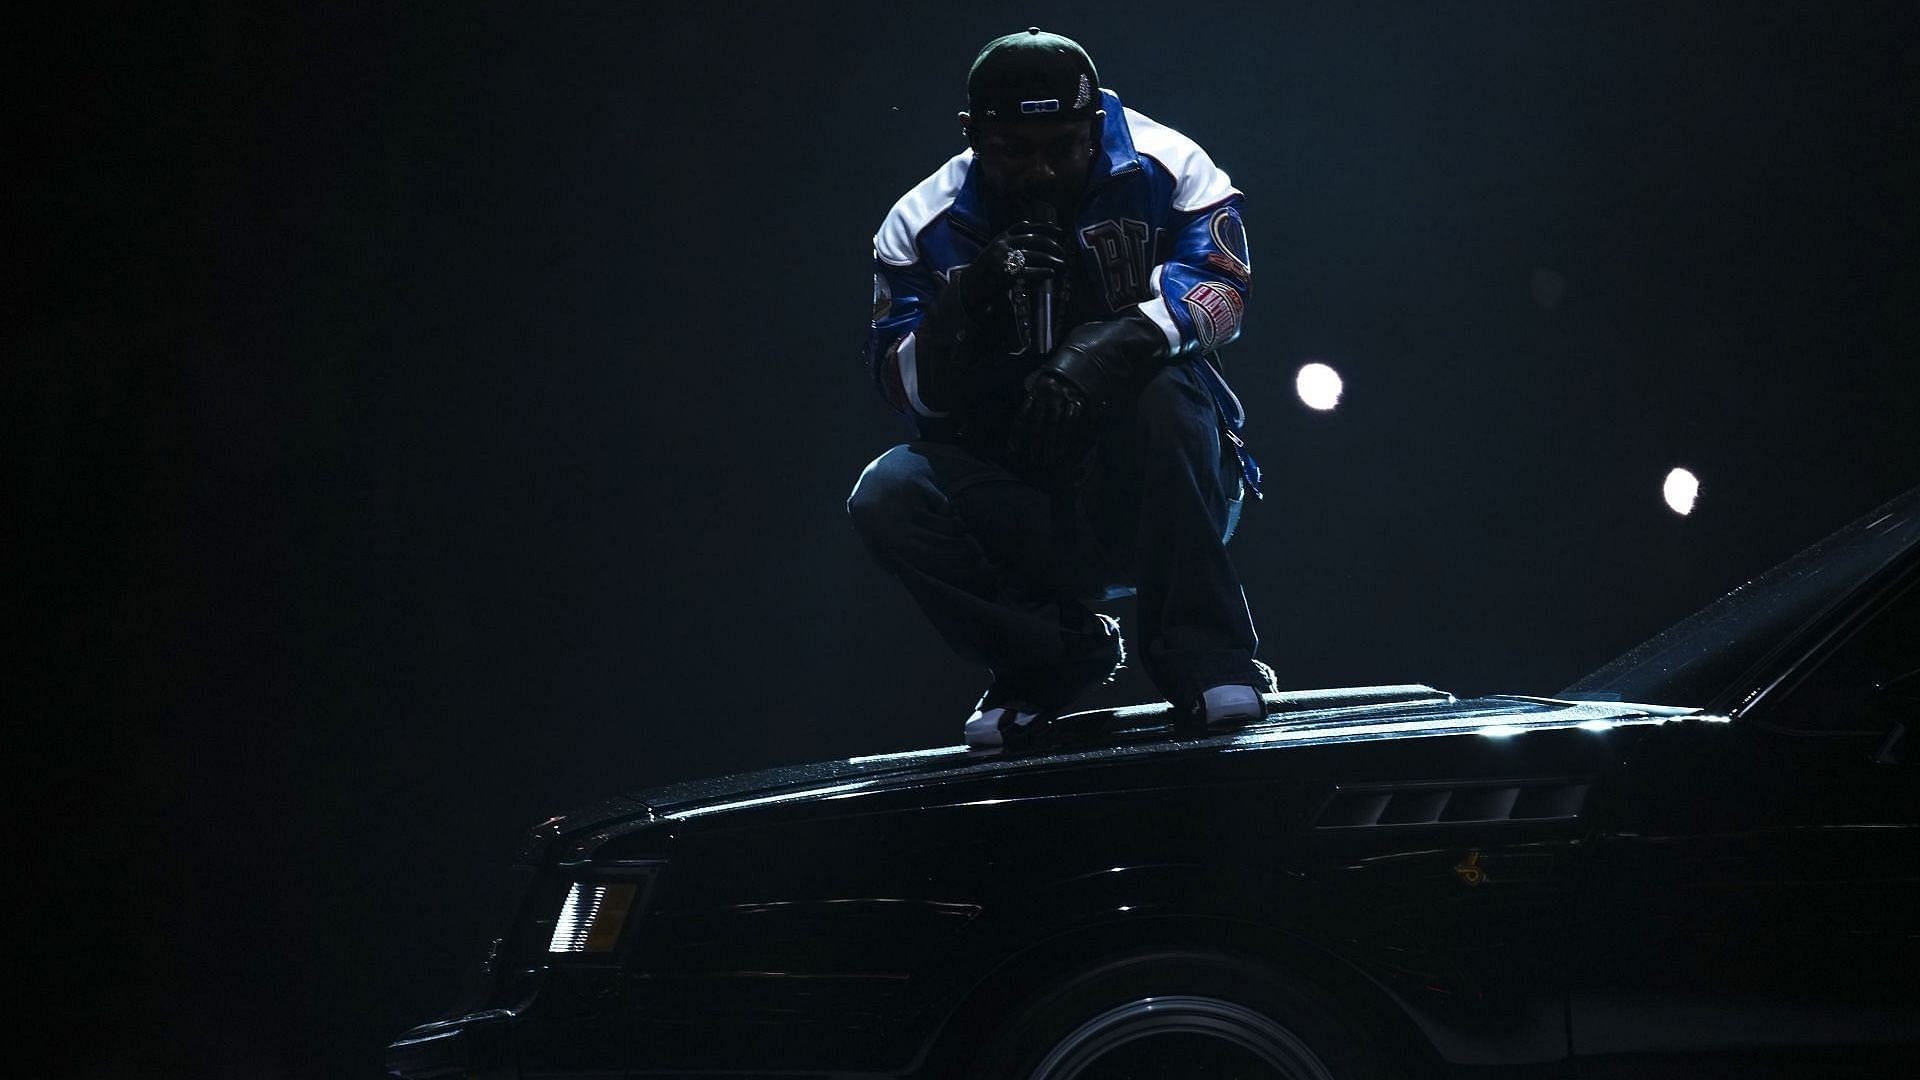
[966,27,1100,123]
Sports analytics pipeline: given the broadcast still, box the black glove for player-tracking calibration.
[1007,368,1090,482]
[1034,309,1172,407]
[911,221,1070,415]
[956,221,1069,325]
[1006,310,1174,484]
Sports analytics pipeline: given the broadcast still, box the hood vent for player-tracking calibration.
[1316,779,1589,828]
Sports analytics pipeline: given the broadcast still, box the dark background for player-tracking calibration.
[16,2,1920,1076]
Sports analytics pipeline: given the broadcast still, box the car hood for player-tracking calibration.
[534,686,1706,849]
[1563,484,1920,710]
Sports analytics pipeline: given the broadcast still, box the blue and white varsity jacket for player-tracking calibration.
[867,90,1257,490]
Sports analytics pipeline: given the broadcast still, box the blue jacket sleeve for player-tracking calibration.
[867,252,953,419]
[1134,194,1251,357]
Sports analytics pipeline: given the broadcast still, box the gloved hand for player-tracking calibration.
[957,221,1069,323]
[911,221,1071,416]
[1032,309,1172,407]
[1007,310,1174,484]
[1007,368,1091,481]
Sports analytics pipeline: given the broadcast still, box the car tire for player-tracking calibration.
[961,950,1399,1080]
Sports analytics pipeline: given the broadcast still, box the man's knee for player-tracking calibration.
[1133,364,1218,448]
[847,446,926,549]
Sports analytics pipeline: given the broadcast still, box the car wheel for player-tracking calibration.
[963,952,1395,1080]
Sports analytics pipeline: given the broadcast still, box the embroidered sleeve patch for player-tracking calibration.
[1205,251,1251,286]
[1182,280,1244,350]
[1208,208,1251,276]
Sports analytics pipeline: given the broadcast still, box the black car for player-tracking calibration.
[388,488,1920,1080]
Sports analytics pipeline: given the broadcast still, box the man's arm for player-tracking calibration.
[1127,106,1252,360]
[1136,193,1251,359]
[869,226,1070,421]
[1025,194,1251,412]
[868,254,948,419]
[1009,143,1250,473]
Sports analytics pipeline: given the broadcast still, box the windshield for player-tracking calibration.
[1561,486,1920,710]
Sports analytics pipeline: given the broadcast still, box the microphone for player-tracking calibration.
[1016,197,1058,355]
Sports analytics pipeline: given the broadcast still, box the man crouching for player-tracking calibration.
[849,27,1270,751]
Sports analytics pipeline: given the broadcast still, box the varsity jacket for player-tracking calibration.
[866,89,1260,493]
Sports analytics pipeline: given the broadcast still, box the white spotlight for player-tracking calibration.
[1663,468,1699,516]
[1296,362,1343,411]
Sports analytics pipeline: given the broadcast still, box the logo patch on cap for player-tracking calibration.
[1073,74,1092,110]
[1019,98,1061,114]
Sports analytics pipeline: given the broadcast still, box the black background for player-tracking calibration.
[15,2,1920,1076]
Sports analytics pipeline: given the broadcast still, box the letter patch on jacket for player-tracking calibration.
[1079,218,1152,309]
[1182,281,1243,350]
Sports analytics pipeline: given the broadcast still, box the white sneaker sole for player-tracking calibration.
[1201,683,1265,731]
[963,705,1043,750]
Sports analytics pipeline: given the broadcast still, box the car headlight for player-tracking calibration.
[546,882,638,954]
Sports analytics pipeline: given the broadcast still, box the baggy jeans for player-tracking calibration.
[847,362,1259,707]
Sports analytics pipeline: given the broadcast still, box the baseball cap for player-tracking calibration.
[966,27,1100,123]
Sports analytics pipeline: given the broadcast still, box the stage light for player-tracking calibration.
[1663,468,1699,516]
[1296,362,1343,410]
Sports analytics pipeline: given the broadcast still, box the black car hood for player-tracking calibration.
[537,686,1706,845]
[1564,484,1920,710]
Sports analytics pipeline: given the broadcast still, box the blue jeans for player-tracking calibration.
[848,362,1259,707]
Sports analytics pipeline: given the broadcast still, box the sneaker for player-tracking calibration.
[963,613,1125,752]
[1197,684,1264,731]
[1188,660,1278,734]
[962,695,1053,752]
